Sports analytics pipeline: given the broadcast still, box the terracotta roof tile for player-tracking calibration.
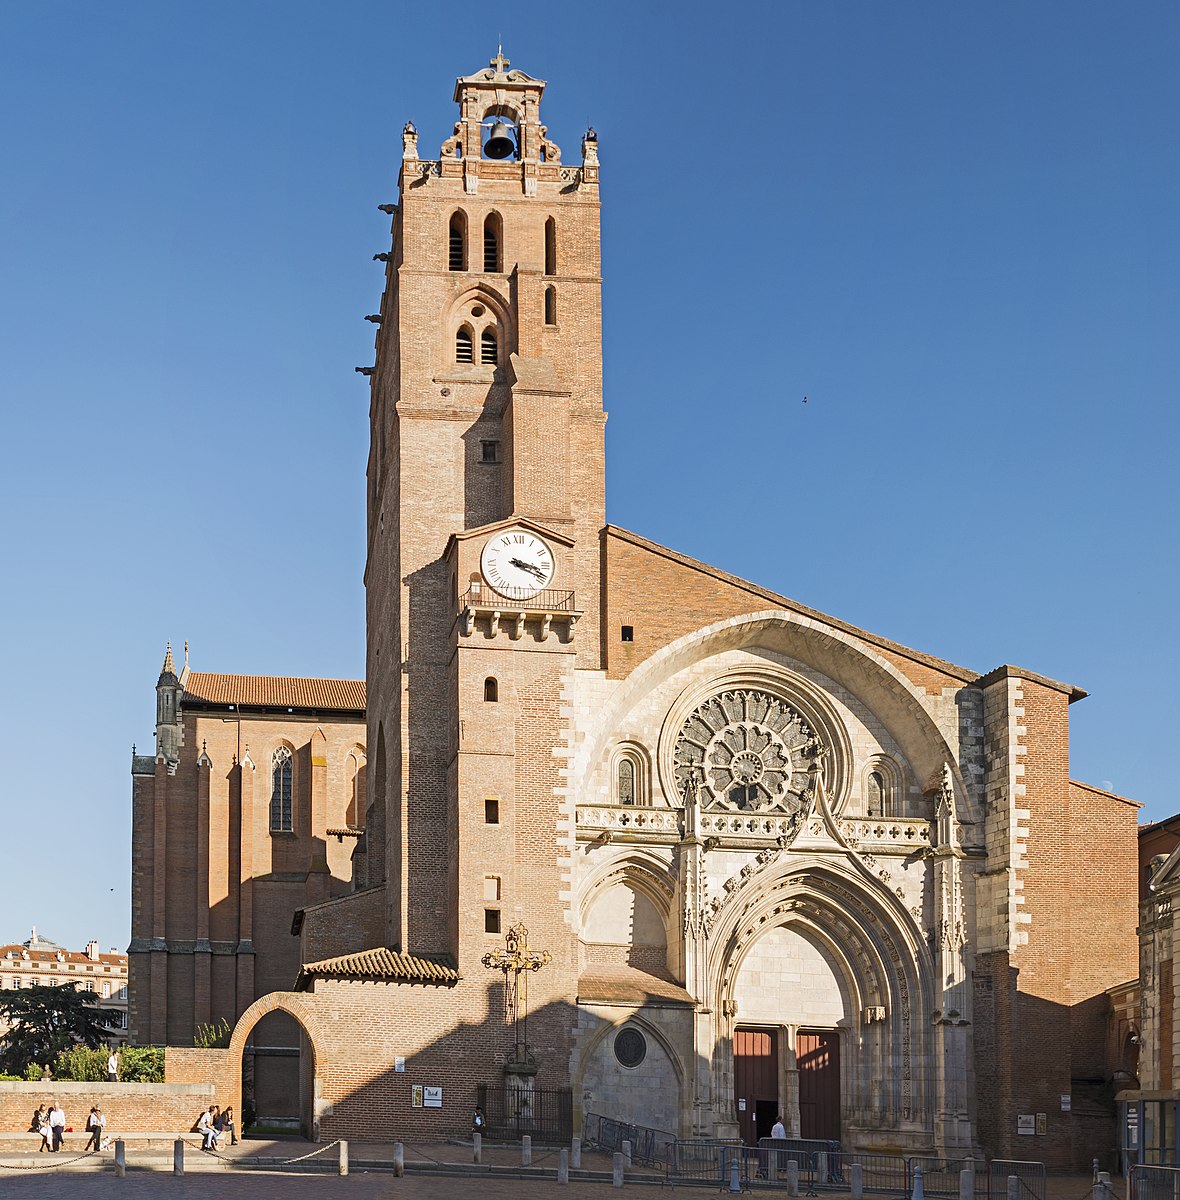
[578,966,694,1006]
[182,673,365,713]
[296,947,458,990]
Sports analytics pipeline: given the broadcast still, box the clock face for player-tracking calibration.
[481,530,555,599]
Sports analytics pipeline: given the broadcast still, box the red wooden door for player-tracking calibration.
[733,1027,778,1145]
[797,1031,840,1140]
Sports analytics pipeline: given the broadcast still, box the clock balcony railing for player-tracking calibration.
[458,584,581,641]
[460,585,576,611]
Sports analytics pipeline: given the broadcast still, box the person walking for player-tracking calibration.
[85,1106,106,1152]
[107,1048,119,1082]
[48,1101,65,1152]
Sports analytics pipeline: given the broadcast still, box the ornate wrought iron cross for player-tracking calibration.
[481,922,550,1064]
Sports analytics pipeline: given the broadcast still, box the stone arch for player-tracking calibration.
[445,284,515,362]
[573,1008,688,1136]
[228,992,328,1140]
[709,859,934,1137]
[579,853,676,980]
[578,852,675,928]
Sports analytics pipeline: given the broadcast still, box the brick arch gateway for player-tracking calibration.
[227,992,328,1140]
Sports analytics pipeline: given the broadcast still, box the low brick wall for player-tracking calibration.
[0,1081,214,1135]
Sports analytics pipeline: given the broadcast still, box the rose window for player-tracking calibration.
[673,688,817,814]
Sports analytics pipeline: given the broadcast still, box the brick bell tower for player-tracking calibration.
[363,52,605,1058]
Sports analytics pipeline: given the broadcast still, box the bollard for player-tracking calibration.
[817,1151,829,1187]
[473,1132,481,1164]
[852,1161,864,1200]
[114,1139,126,1178]
[1094,1171,1112,1200]
[1008,1176,1019,1200]
[523,1134,532,1166]
[339,1139,349,1177]
[173,1138,184,1175]
[729,1151,742,1194]
[768,1147,779,1184]
[623,1138,632,1167]
[1092,1160,1100,1185]
[571,1136,582,1170]
[613,1151,625,1189]
[559,1148,570,1185]
[393,1141,405,1178]
[787,1158,799,1198]
[961,1168,974,1200]
[912,1163,926,1200]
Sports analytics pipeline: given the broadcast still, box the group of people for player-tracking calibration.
[195,1104,237,1151]
[29,1102,113,1154]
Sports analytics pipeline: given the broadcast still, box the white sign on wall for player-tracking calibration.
[1017,1115,1036,1136]
[423,1086,443,1109]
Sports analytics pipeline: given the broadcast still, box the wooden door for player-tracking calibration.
[733,1027,778,1146]
[797,1031,840,1140]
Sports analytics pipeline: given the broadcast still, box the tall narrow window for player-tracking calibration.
[484,677,498,702]
[449,212,465,271]
[544,286,557,326]
[483,214,501,272]
[456,327,474,363]
[544,217,557,276]
[867,771,885,817]
[481,328,498,365]
[618,759,636,806]
[270,746,293,833]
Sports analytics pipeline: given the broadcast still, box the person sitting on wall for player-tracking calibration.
[196,1106,219,1152]
[29,1105,50,1153]
[214,1105,238,1147]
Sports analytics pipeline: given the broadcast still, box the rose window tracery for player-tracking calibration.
[673,688,819,814]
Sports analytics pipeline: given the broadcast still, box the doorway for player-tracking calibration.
[797,1030,840,1140]
[734,1026,779,1145]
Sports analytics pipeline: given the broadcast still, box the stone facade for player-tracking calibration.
[140,55,1141,1168]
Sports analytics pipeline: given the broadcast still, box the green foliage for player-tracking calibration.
[0,986,113,1077]
[119,1045,164,1082]
[23,1063,42,1081]
[53,1045,108,1081]
[0,1072,24,1081]
[193,1017,231,1049]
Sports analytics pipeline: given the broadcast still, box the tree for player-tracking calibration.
[0,986,112,1076]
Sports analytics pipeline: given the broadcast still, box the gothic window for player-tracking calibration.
[544,285,557,326]
[346,749,366,828]
[270,746,293,833]
[613,744,650,806]
[864,756,903,818]
[449,211,466,271]
[484,677,498,702]
[483,214,501,272]
[456,326,474,363]
[480,328,498,365]
[544,217,557,276]
[867,771,885,817]
[617,758,636,806]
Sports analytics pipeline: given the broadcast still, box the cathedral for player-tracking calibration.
[131,56,1140,1169]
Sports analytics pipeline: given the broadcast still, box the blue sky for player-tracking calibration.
[1,2,1176,951]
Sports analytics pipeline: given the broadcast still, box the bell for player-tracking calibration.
[483,121,516,160]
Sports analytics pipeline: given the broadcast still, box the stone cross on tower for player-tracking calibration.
[481,922,550,1066]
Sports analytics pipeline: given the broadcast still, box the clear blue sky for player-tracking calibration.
[1,2,1176,952]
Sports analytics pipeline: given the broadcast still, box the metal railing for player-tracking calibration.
[583,1113,676,1166]
[666,1138,743,1184]
[460,586,577,611]
[1131,1164,1180,1200]
[908,1158,987,1199]
[476,1084,572,1143]
[987,1160,1047,1200]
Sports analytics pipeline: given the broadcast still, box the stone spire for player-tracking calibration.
[159,641,177,681]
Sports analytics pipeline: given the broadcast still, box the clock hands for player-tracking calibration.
[509,556,548,582]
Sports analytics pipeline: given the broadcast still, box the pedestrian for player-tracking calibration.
[30,1104,50,1152]
[85,1106,106,1152]
[107,1047,119,1082]
[771,1115,786,1140]
[216,1104,238,1146]
[48,1100,65,1152]
[472,1104,486,1136]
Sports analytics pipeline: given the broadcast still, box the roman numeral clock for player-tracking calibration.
[480,530,554,599]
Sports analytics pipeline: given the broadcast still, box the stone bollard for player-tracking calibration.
[1093,1171,1112,1200]
[559,1148,570,1185]
[613,1151,625,1188]
[817,1151,829,1187]
[961,1168,974,1200]
[852,1161,864,1200]
[787,1158,799,1198]
[912,1163,926,1200]
[623,1138,632,1167]
[393,1142,405,1178]
[339,1140,349,1177]
[571,1137,582,1170]
[1092,1160,1100,1185]
[114,1139,126,1178]
[1008,1176,1019,1200]
[473,1132,481,1164]
[173,1138,184,1175]
[522,1134,532,1166]
[729,1151,742,1194]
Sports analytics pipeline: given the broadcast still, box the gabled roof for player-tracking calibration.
[181,673,365,714]
[578,966,694,1007]
[294,947,458,990]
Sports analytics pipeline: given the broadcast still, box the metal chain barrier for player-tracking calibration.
[0,1147,101,1170]
[184,1135,342,1168]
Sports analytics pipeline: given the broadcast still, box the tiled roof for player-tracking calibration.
[182,673,365,713]
[578,966,694,1006]
[0,945,127,968]
[295,947,458,990]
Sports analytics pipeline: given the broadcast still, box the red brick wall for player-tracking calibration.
[0,1081,214,1135]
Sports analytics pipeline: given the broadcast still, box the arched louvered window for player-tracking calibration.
[544,286,557,326]
[484,677,498,702]
[483,214,501,273]
[456,326,474,364]
[449,212,465,271]
[270,747,293,833]
[481,328,498,365]
[544,217,557,276]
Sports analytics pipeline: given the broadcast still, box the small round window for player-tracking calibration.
[614,1028,646,1069]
